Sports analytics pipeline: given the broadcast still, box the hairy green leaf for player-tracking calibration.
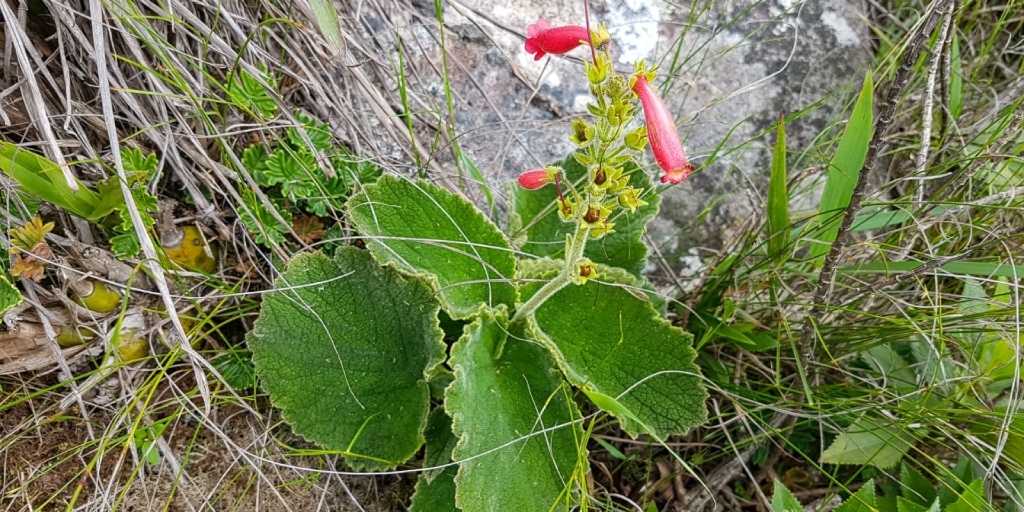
[446,308,584,511]
[822,416,914,469]
[511,156,659,277]
[525,276,707,439]
[809,72,873,260]
[347,175,517,319]
[248,247,445,469]
[409,408,458,512]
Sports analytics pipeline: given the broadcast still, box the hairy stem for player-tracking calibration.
[512,224,592,323]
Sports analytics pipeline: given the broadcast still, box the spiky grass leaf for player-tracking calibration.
[809,72,874,260]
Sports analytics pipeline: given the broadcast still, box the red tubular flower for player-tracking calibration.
[632,75,693,184]
[525,19,590,61]
[517,169,552,189]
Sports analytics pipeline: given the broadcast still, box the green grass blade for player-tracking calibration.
[809,72,874,261]
[949,37,962,120]
[0,142,100,219]
[839,260,1024,280]
[767,112,790,261]
[459,154,494,216]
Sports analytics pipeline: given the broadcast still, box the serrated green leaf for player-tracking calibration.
[822,416,914,469]
[945,479,990,512]
[525,277,707,439]
[511,156,659,277]
[835,480,876,512]
[938,458,974,508]
[347,175,517,319]
[0,273,22,316]
[771,480,803,512]
[445,307,584,511]
[767,112,790,261]
[901,462,937,507]
[898,497,939,512]
[810,72,873,260]
[110,232,142,259]
[248,247,445,469]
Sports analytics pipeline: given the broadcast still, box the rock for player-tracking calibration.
[393,0,872,270]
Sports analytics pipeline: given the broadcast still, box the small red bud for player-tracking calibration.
[594,169,606,185]
[517,169,551,190]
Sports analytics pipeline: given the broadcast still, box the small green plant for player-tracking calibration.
[0,143,159,258]
[771,460,994,512]
[237,111,381,246]
[246,17,708,510]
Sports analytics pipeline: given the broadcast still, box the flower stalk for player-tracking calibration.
[512,19,687,323]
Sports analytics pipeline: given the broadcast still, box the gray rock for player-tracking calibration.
[399,0,872,270]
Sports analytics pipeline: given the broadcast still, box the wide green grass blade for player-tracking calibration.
[767,112,790,261]
[839,260,1024,279]
[809,72,874,261]
[0,142,100,219]
[304,0,344,54]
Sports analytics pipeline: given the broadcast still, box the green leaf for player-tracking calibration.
[938,458,974,508]
[347,175,517,319]
[247,247,445,469]
[306,0,344,54]
[767,112,790,261]
[409,408,458,512]
[900,462,937,507]
[863,345,917,390]
[0,273,22,316]
[409,466,457,512]
[227,68,277,119]
[460,153,494,215]
[809,72,873,260]
[0,142,100,219]
[422,408,458,481]
[821,416,914,469]
[945,479,989,512]
[897,498,939,512]
[771,480,803,512]
[949,37,962,120]
[511,156,659,277]
[525,276,707,439]
[839,260,1024,280]
[446,307,584,511]
[835,480,876,512]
